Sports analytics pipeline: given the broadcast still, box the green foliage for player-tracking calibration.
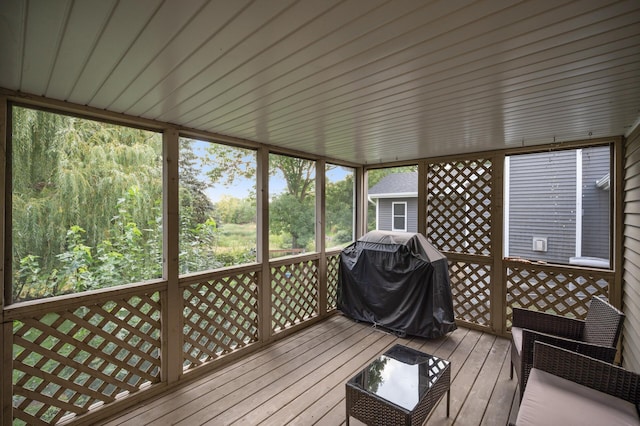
[10,108,354,301]
[10,108,230,302]
[178,138,256,273]
[269,192,315,250]
[215,196,256,224]
[325,173,355,246]
[179,216,224,274]
[268,155,316,250]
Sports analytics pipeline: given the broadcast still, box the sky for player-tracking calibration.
[187,139,351,203]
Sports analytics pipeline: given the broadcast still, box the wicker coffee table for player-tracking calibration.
[346,344,450,425]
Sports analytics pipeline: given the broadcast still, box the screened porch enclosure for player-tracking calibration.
[2,0,638,423]
[1,102,621,424]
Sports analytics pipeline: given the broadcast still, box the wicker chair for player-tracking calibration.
[510,295,624,397]
[515,341,640,425]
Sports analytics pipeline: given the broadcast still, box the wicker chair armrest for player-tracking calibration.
[533,341,640,405]
[521,329,617,365]
[512,307,584,339]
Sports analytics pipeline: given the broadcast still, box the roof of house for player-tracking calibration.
[368,172,418,198]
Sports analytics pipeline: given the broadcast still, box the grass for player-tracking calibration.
[217,223,256,252]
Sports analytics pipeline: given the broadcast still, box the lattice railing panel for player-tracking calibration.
[427,159,492,255]
[182,271,259,370]
[506,262,611,329]
[450,261,491,327]
[326,253,341,311]
[12,292,161,425]
[271,259,319,333]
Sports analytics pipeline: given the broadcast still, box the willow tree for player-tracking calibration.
[11,106,164,300]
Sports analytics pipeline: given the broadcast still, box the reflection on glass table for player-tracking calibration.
[346,344,451,425]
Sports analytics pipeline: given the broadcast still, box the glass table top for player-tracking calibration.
[348,344,450,411]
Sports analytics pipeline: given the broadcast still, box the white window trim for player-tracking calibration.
[392,201,408,232]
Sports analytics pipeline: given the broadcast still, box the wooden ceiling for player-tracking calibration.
[1,0,639,164]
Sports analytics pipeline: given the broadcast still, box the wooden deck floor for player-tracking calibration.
[101,314,519,425]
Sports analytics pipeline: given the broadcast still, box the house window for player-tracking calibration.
[178,138,257,273]
[9,105,163,303]
[392,202,408,231]
[504,146,611,268]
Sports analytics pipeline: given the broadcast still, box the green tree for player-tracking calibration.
[201,145,316,252]
[11,107,166,301]
[179,140,215,227]
[215,196,255,224]
[12,107,163,274]
[325,173,354,246]
[268,155,315,251]
[10,108,235,301]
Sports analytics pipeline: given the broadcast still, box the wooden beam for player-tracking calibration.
[0,96,10,424]
[491,153,505,336]
[316,159,327,316]
[257,147,272,343]
[418,160,427,236]
[163,127,181,384]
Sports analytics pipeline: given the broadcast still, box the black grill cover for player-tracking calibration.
[338,231,456,338]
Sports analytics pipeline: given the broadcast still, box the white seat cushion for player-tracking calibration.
[511,326,522,355]
[517,368,639,426]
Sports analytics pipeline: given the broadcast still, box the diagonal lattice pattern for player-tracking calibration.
[12,292,161,425]
[182,272,259,370]
[326,253,340,311]
[427,357,450,387]
[506,262,611,329]
[427,159,492,255]
[271,260,319,333]
[450,261,491,326]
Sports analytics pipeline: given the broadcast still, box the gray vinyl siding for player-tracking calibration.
[508,150,577,264]
[624,126,640,373]
[581,146,610,259]
[377,198,418,232]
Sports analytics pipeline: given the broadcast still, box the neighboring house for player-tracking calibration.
[506,146,610,268]
[369,147,610,267]
[368,172,418,232]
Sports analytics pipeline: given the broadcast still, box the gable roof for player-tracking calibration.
[368,172,418,198]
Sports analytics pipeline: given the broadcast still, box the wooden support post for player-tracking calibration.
[491,154,506,336]
[355,167,366,239]
[418,160,427,237]
[317,160,327,316]
[257,147,272,343]
[163,127,181,384]
[0,96,11,424]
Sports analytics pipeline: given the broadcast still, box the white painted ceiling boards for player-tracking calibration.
[1,0,639,164]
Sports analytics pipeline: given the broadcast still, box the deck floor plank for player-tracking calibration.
[481,342,518,426]
[455,337,511,426]
[176,320,366,425]
[208,326,381,425]
[99,315,516,426]
[102,315,347,426]
[426,331,496,425]
[254,328,396,425]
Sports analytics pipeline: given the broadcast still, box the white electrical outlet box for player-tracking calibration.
[532,237,547,252]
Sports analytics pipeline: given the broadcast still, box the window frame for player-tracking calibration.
[392,201,408,232]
